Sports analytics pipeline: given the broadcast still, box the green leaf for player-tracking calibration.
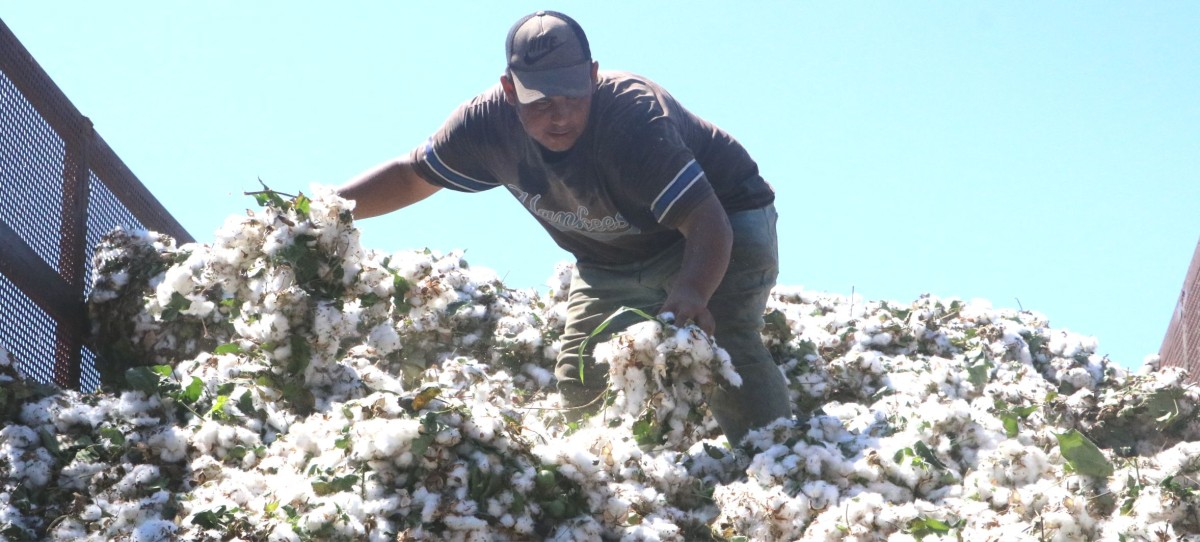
[38,428,62,458]
[98,427,125,446]
[181,377,204,404]
[1142,388,1185,431]
[294,193,311,216]
[1120,475,1141,515]
[1002,415,1020,438]
[632,409,664,447]
[763,309,793,343]
[966,356,992,389]
[209,395,231,420]
[391,274,412,311]
[214,343,243,355]
[288,335,312,375]
[1012,404,1039,418]
[191,505,230,529]
[908,516,953,540]
[994,399,1038,438]
[162,292,192,321]
[125,366,163,394]
[411,433,435,457]
[913,440,949,470]
[312,474,360,496]
[1055,429,1113,478]
[253,179,289,209]
[237,391,255,415]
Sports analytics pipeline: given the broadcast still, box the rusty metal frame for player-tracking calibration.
[1,17,193,390]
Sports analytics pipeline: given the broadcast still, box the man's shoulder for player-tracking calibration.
[458,83,508,115]
[441,83,514,133]
[597,70,665,94]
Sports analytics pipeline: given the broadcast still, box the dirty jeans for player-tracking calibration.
[554,204,793,444]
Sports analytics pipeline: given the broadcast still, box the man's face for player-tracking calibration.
[514,94,592,152]
[502,62,598,152]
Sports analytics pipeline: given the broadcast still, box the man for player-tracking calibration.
[336,11,791,444]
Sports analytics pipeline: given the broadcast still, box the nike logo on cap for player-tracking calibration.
[523,34,561,65]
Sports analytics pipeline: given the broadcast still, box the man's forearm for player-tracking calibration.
[675,203,732,305]
[336,158,442,219]
[661,194,732,332]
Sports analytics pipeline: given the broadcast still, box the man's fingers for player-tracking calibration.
[695,310,716,335]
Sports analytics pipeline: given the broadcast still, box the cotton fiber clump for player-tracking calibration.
[2,186,1199,541]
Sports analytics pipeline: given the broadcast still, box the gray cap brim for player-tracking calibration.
[510,61,593,104]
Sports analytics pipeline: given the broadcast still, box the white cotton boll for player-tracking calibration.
[366,323,402,355]
[261,225,294,257]
[117,391,161,423]
[522,363,554,388]
[628,321,663,353]
[181,293,216,317]
[113,464,161,496]
[147,426,190,462]
[545,261,574,299]
[391,251,436,283]
[1049,330,1084,358]
[154,263,195,307]
[548,517,604,542]
[1058,365,1097,391]
[444,514,489,531]
[267,524,302,542]
[464,265,501,288]
[133,519,177,542]
[959,298,994,323]
[413,487,441,523]
[14,450,53,487]
[1138,354,1161,375]
[1149,441,1200,475]
[799,480,839,511]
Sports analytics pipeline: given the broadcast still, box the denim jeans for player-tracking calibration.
[554,204,793,444]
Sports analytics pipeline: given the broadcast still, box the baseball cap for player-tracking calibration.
[505,11,593,104]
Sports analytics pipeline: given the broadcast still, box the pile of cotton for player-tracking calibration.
[1,188,1198,542]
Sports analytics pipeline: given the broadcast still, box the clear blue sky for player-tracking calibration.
[5,3,1197,369]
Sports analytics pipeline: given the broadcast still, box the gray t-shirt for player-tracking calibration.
[411,71,774,265]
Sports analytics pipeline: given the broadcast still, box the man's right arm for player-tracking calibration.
[336,156,442,219]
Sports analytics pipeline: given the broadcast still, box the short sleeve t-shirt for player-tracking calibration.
[411,71,774,265]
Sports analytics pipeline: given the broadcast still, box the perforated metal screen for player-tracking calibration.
[0,273,60,384]
[1,69,67,275]
[1,18,192,391]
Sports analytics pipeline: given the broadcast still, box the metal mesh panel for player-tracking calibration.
[0,69,67,274]
[2,19,193,390]
[0,272,60,385]
[85,170,145,297]
[1160,239,1200,382]
[81,345,99,393]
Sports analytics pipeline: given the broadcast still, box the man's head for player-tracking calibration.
[501,11,599,152]
[504,11,594,104]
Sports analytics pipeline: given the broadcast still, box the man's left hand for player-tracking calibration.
[661,288,716,335]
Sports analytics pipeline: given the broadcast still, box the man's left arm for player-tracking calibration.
[660,193,731,334]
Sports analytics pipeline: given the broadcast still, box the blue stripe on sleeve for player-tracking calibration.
[422,139,495,192]
[651,159,704,222]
